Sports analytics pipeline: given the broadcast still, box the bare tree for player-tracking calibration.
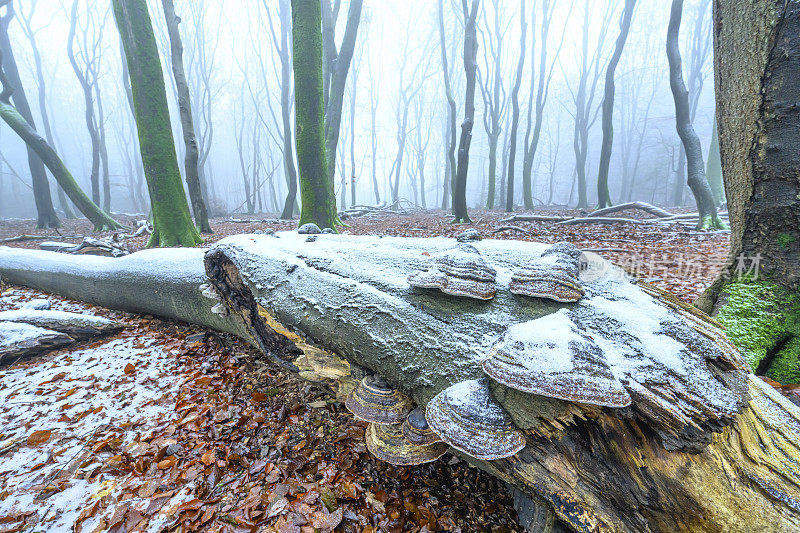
[477,0,507,209]
[437,0,461,210]
[567,0,613,208]
[452,0,480,223]
[161,0,211,232]
[367,49,381,205]
[0,0,59,227]
[595,0,637,208]
[666,0,722,228]
[321,0,363,191]
[18,0,76,219]
[504,0,526,212]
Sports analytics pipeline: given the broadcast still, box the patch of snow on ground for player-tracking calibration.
[0,334,182,531]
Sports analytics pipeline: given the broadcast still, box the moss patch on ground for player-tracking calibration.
[716,280,800,383]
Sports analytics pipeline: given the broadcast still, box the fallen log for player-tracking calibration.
[0,309,123,341]
[0,321,73,364]
[556,217,649,225]
[1,236,799,532]
[587,202,673,219]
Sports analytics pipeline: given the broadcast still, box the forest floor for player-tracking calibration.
[0,208,733,532]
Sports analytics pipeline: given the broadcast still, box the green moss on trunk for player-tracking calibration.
[291,0,338,231]
[715,281,800,383]
[112,0,201,248]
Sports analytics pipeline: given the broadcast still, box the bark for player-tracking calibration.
[504,1,526,213]
[437,0,457,211]
[112,0,201,247]
[666,0,722,229]
[595,0,636,209]
[453,0,479,223]
[0,2,59,228]
[478,0,504,210]
[161,0,212,233]
[705,116,723,206]
[291,0,337,230]
[2,237,799,532]
[696,0,800,383]
[0,52,122,230]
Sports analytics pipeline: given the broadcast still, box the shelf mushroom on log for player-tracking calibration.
[1,234,799,532]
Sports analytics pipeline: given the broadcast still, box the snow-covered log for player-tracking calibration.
[0,321,73,364]
[1,235,799,532]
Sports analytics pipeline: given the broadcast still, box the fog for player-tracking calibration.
[0,0,716,219]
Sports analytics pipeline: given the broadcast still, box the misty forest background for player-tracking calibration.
[0,0,720,222]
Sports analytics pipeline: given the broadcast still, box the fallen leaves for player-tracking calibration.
[26,429,51,446]
[123,362,136,375]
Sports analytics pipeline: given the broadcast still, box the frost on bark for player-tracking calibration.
[112,0,201,247]
[291,0,337,230]
[161,0,212,234]
[3,235,800,532]
[666,0,723,229]
[0,49,121,231]
[0,1,59,229]
[697,0,800,384]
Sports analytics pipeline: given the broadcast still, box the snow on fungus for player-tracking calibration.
[456,228,482,242]
[407,243,497,300]
[401,406,443,445]
[510,242,585,303]
[365,423,449,466]
[482,310,632,408]
[425,378,525,460]
[297,223,322,235]
[345,375,414,424]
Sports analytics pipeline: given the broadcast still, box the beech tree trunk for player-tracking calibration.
[452,0,479,223]
[112,0,201,247]
[666,0,722,229]
[437,0,457,211]
[161,0,212,234]
[291,0,337,230]
[697,0,800,384]
[0,2,59,229]
[504,2,526,213]
[2,236,799,532]
[0,51,122,231]
[596,0,636,209]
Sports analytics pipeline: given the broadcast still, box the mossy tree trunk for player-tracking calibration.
[0,2,59,229]
[0,49,121,231]
[697,0,800,383]
[666,0,724,229]
[112,0,201,247]
[291,0,338,230]
[161,0,212,234]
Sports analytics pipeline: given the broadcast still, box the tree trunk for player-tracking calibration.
[291,0,337,230]
[705,115,723,206]
[273,0,299,221]
[452,0,479,223]
[2,236,799,532]
[666,0,723,229]
[437,0,457,212]
[697,0,800,384]
[596,0,636,209]
[0,4,59,229]
[504,1,526,213]
[0,51,122,230]
[161,0,212,233]
[112,0,201,247]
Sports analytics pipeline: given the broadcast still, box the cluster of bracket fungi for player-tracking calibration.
[346,240,592,465]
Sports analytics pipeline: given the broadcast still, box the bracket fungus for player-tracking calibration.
[345,375,413,424]
[365,423,449,466]
[401,406,443,445]
[407,243,497,300]
[426,378,525,461]
[482,309,632,408]
[510,242,585,303]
